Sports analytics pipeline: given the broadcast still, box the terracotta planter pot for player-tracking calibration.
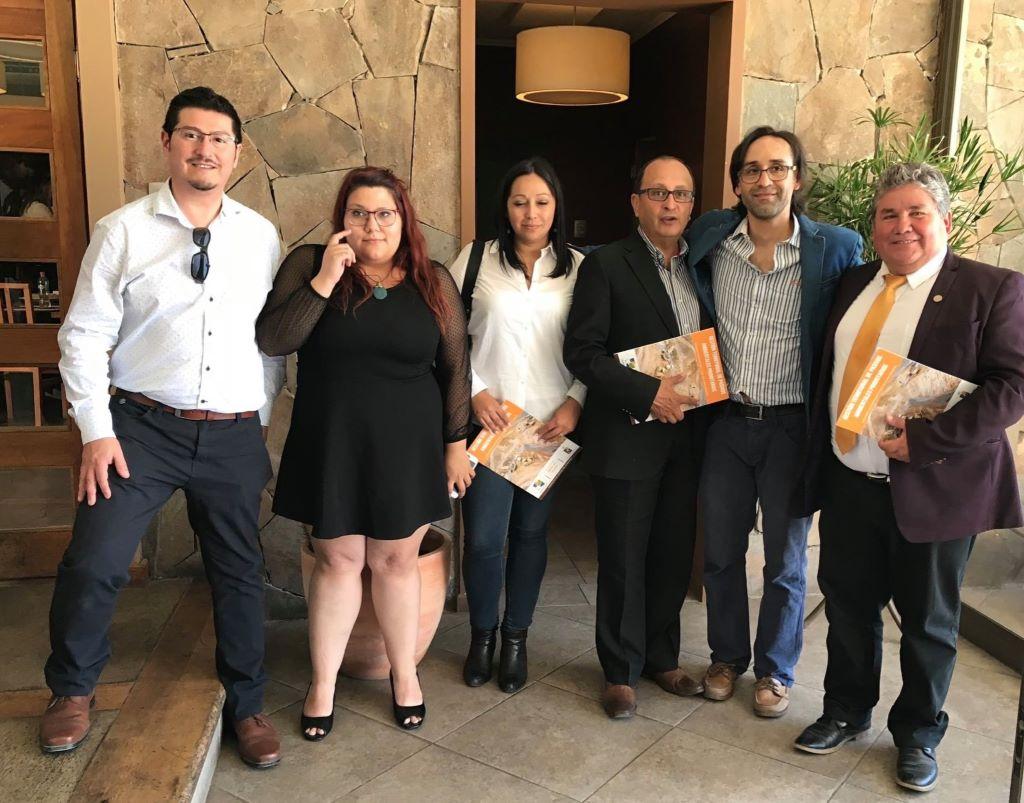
[300,527,450,680]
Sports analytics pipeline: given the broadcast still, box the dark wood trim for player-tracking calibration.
[459,1,476,247]
[0,527,71,578]
[0,220,61,260]
[0,429,79,465]
[702,0,745,211]
[931,0,968,153]
[0,5,44,37]
[0,327,62,363]
[0,111,53,148]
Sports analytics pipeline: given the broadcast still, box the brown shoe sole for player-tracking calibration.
[240,754,282,769]
[40,727,91,755]
[753,701,790,718]
[703,684,735,702]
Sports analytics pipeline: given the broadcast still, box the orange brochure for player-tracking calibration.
[614,327,729,424]
[837,348,977,440]
[467,401,580,499]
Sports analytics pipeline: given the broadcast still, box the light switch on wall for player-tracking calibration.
[573,219,587,238]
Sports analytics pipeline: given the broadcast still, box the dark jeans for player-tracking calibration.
[819,457,974,749]
[461,462,555,631]
[591,424,700,686]
[699,407,811,685]
[45,397,272,720]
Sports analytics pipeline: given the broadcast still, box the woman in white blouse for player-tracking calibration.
[450,157,585,693]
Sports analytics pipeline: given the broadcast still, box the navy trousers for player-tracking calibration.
[45,396,272,720]
[699,406,811,686]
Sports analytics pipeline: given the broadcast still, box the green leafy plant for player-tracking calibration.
[807,108,1024,261]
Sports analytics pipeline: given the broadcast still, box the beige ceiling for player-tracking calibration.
[476,2,679,45]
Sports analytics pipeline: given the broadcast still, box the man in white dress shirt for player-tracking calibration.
[793,163,1024,792]
[40,87,286,768]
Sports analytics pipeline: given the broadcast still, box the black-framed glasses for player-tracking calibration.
[637,188,695,203]
[173,126,238,149]
[191,227,211,283]
[344,208,400,228]
[739,164,798,184]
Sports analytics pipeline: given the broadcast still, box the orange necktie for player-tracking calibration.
[835,273,908,453]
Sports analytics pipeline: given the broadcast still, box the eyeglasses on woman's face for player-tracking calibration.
[344,208,400,228]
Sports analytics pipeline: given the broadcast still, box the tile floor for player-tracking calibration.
[208,476,1020,803]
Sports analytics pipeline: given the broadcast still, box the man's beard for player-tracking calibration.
[186,177,218,191]
[746,191,789,220]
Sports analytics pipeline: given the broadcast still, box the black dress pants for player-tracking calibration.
[44,397,273,720]
[818,456,974,749]
[591,424,700,686]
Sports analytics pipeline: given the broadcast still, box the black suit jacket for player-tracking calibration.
[564,231,711,480]
[800,252,1024,542]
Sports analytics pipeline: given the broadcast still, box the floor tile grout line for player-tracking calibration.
[671,725,849,789]
[534,676,684,728]
[580,724,680,802]
[432,742,575,799]
[333,737,434,802]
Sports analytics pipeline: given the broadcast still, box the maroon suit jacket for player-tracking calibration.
[799,252,1024,542]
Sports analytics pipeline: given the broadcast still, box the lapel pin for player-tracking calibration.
[932,294,943,302]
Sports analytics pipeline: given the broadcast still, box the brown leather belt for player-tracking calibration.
[114,390,257,421]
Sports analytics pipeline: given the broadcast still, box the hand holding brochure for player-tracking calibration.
[614,327,729,424]
[836,348,977,441]
[467,401,580,499]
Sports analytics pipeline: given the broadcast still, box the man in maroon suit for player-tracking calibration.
[792,162,1024,793]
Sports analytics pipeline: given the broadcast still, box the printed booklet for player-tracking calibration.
[467,401,580,499]
[614,327,729,424]
[836,348,977,440]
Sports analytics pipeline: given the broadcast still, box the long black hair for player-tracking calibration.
[494,157,574,279]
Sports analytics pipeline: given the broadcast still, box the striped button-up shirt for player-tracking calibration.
[711,217,803,405]
[637,226,702,336]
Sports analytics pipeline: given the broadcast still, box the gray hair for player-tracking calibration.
[871,162,951,220]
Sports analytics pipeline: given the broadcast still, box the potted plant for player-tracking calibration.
[807,107,1024,259]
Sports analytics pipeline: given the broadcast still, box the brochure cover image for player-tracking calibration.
[614,327,729,424]
[467,401,580,499]
[836,348,977,441]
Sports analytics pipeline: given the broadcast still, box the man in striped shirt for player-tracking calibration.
[686,127,863,717]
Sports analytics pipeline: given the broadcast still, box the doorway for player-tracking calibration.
[460,0,746,246]
[0,0,88,578]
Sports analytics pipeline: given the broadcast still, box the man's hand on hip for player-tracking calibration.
[78,437,130,505]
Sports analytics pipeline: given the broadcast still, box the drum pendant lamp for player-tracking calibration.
[515,24,629,106]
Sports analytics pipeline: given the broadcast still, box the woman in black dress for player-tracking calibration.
[256,167,473,736]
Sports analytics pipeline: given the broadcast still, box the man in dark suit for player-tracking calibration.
[564,156,708,718]
[793,162,1024,793]
[686,128,862,716]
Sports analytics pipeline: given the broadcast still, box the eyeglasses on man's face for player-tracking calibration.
[173,126,238,149]
[191,227,211,283]
[344,208,400,228]
[738,164,798,184]
[637,187,695,204]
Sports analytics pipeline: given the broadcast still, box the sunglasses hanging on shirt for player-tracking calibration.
[191,227,211,283]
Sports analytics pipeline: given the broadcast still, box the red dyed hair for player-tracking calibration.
[330,166,449,328]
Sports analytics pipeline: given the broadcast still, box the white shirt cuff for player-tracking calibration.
[75,405,115,445]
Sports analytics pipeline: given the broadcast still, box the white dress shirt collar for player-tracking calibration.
[731,214,801,245]
[152,179,244,228]
[879,247,947,289]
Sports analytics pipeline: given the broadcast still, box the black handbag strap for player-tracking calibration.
[461,238,486,324]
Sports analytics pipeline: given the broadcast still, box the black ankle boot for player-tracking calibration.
[498,627,528,693]
[463,627,497,687]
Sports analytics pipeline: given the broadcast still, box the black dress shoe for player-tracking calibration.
[793,715,870,754]
[389,672,425,731]
[463,627,497,687]
[897,747,938,792]
[300,683,335,742]
[497,626,527,693]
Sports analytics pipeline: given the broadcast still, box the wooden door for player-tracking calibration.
[0,0,87,578]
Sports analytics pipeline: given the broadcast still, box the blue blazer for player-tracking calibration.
[686,209,863,412]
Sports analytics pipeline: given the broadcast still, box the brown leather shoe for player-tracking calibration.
[40,694,95,754]
[602,683,637,719]
[753,676,789,717]
[703,662,739,701]
[643,667,705,697]
[234,714,282,768]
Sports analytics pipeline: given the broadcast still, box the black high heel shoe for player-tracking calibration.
[300,683,335,741]
[389,671,425,731]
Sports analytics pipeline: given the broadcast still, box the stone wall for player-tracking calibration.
[741,0,940,167]
[114,0,461,616]
[962,0,1024,269]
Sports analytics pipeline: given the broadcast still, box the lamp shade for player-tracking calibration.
[515,26,629,106]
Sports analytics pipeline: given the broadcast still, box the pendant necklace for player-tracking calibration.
[362,266,393,300]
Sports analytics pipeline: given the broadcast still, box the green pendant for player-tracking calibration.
[373,284,388,300]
